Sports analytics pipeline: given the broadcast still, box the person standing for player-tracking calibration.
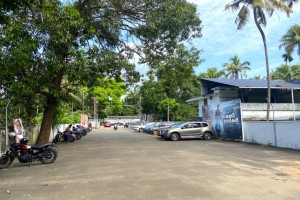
[215,105,221,137]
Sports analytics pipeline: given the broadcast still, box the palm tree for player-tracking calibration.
[272,64,293,80]
[222,55,251,79]
[252,75,264,80]
[272,64,300,81]
[198,67,225,78]
[282,53,294,65]
[279,24,300,59]
[225,0,296,120]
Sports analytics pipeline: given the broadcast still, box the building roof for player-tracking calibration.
[201,78,300,89]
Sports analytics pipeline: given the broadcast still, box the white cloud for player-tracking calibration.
[189,0,300,77]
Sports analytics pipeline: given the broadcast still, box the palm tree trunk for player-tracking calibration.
[253,8,270,120]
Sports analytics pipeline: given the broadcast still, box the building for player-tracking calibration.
[188,78,300,120]
[187,78,300,141]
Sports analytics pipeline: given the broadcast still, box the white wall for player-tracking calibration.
[243,121,300,150]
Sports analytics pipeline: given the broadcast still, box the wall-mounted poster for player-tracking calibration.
[13,118,24,142]
[81,114,88,127]
[202,99,242,140]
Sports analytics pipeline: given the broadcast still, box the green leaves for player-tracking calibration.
[222,55,251,79]
[279,24,300,58]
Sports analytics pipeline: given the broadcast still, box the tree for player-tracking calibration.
[157,98,179,121]
[198,67,225,78]
[0,0,33,23]
[0,0,202,144]
[282,53,294,65]
[225,0,296,120]
[280,24,300,59]
[123,86,141,115]
[222,55,250,79]
[91,78,126,118]
[271,64,300,81]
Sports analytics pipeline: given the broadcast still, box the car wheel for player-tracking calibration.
[152,130,158,135]
[203,132,212,140]
[170,133,180,141]
[139,128,144,132]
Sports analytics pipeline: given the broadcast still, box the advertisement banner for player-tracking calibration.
[202,99,242,140]
[13,118,24,141]
[81,114,88,127]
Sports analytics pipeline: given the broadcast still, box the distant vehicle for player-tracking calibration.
[162,121,214,141]
[104,122,112,127]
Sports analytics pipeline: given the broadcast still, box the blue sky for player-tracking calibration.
[188,0,300,78]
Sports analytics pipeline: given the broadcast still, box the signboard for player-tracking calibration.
[202,99,242,140]
[81,114,88,127]
[13,118,24,142]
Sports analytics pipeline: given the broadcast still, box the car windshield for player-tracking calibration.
[173,123,184,128]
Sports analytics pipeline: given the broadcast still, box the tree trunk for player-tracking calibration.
[37,70,64,144]
[253,8,270,120]
[37,95,57,144]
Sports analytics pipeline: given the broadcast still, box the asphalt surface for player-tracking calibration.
[0,126,300,200]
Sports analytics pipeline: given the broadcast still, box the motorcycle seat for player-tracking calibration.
[31,143,52,150]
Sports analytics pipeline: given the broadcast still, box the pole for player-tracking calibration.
[271,103,277,147]
[167,101,169,122]
[5,98,12,146]
[94,97,96,119]
[291,89,295,121]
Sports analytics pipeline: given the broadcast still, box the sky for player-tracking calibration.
[187,0,300,78]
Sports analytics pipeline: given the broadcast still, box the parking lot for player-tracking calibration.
[1,126,300,200]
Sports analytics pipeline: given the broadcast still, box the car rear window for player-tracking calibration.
[201,123,208,127]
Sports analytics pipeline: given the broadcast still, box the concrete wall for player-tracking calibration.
[242,103,300,120]
[243,121,300,150]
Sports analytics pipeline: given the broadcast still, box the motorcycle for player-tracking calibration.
[113,125,118,130]
[52,131,76,143]
[72,125,89,136]
[0,133,58,169]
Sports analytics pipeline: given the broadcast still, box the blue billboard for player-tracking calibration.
[202,99,242,140]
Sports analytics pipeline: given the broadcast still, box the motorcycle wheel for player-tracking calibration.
[39,147,58,164]
[81,131,87,136]
[0,155,14,169]
[57,135,65,142]
[70,136,75,143]
[75,134,82,140]
[52,138,58,143]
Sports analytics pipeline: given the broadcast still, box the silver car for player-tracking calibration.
[163,121,214,141]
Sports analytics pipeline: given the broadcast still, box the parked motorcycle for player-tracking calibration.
[0,133,58,169]
[52,131,76,143]
[72,126,89,136]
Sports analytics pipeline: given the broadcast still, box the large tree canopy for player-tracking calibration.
[0,0,202,144]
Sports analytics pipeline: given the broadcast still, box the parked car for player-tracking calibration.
[143,122,161,134]
[104,122,112,127]
[162,121,214,141]
[133,122,154,132]
[157,122,183,137]
[150,122,174,135]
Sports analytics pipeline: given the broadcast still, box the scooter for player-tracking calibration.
[113,125,118,130]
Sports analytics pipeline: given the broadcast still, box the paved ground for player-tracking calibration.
[0,127,300,200]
